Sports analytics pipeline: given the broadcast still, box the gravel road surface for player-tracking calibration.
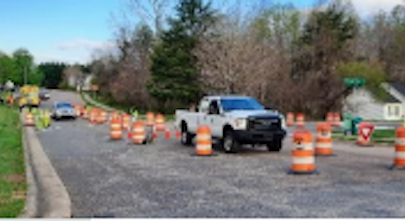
[36,90,405,218]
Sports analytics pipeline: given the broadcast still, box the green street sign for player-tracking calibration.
[344,78,366,89]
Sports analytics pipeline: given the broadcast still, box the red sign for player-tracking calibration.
[360,126,374,140]
[358,123,375,146]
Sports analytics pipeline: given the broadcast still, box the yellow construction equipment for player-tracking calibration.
[19,85,40,108]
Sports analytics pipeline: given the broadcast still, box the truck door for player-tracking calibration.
[207,100,224,138]
[197,98,210,132]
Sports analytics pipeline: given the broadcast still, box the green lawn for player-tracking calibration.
[81,92,176,121]
[0,105,26,218]
[333,129,396,144]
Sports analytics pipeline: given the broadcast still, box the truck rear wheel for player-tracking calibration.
[181,124,193,146]
[223,130,239,153]
[267,139,283,152]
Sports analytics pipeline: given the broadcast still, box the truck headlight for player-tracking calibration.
[235,118,247,130]
[281,116,287,129]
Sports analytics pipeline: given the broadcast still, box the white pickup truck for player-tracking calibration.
[175,95,287,153]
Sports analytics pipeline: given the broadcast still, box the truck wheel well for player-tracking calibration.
[181,121,187,130]
[223,125,233,135]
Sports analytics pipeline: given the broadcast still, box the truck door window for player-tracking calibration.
[209,101,220,115]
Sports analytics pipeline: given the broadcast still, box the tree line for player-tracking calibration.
[89,0,405,117]
[0,48,90,89]
[0,49,43,86]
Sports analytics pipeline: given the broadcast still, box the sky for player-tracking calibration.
[0,0,403,65]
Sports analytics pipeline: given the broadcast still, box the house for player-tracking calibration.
[76,74,94,92]
[62,66,83,89]
[343,83,405,121]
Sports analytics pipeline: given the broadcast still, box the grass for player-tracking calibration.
[81,92,176,121]
[333,129,396,144]
[0,105,26,218]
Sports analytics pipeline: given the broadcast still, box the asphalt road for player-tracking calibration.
[36,90,405,218]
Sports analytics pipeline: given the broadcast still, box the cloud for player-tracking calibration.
[35,51,89,65]
[30,39,117,65]
[351,0,404,17]
[58,39,115,52]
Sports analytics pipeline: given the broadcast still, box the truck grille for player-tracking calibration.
[249,117,281,131]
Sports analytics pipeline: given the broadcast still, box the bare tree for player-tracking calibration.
[195,10,293,109]
[127,0,173,35]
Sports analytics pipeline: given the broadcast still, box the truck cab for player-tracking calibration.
[175,96,287,153]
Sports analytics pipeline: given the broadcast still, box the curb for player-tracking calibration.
[19,114,72,218]
[81,93,117,112]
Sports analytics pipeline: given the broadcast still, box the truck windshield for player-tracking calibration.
[221,99,264,111]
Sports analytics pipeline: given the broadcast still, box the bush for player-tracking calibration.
[337,61,388,100]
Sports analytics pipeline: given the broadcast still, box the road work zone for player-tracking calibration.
[27,91,405,218]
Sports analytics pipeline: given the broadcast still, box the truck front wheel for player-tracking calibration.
[267,138,283,152]
[223,130,240,153]
[181,124,193,146]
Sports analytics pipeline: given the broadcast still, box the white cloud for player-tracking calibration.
[351,0,404,17]
[30,39,116,65]
[58,39,115,52]
[35,52,89,65]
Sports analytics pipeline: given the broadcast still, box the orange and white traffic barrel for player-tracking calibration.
[315,123,333,156]
[164,129,171,140]
[74,105,82,117]
[122,114,132,131]
[110,111,120,121]
[25,112,35,126]
[89,109,96,125]
[96,110,104,124]
[175,130,182,140]
[195,126,213,156]
[83,108,89,119]
[146,112,155,127]
[155,114,165,132]
[392,126,405,170]
[110,118,123,140]
[100,111,108,124]
[333,113,342,127]
[296,113,305,128]
[289,130,317,175]
[131,121,146,144]
[287,112,295,127]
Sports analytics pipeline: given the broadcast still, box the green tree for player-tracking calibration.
[148,0,216,110]
[337,61,387,100]
[28,69,44,85]
[38,62,68,88]
[292,0,358,116]
[0,52,17,85]
[12,48,34,85]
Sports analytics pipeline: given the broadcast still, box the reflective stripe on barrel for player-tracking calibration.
[196,126,213,156]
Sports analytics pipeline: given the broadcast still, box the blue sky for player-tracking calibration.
[0,0,402,65]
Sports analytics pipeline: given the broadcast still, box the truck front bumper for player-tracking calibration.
[233,129,287,144]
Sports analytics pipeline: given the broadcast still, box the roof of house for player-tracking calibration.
[371,83,401,103]
[390,82,405,97]
[382,92,401,103]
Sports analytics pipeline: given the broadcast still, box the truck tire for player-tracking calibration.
[181,124,193,146]
[267,139,283,152]
[223,130,239,153]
